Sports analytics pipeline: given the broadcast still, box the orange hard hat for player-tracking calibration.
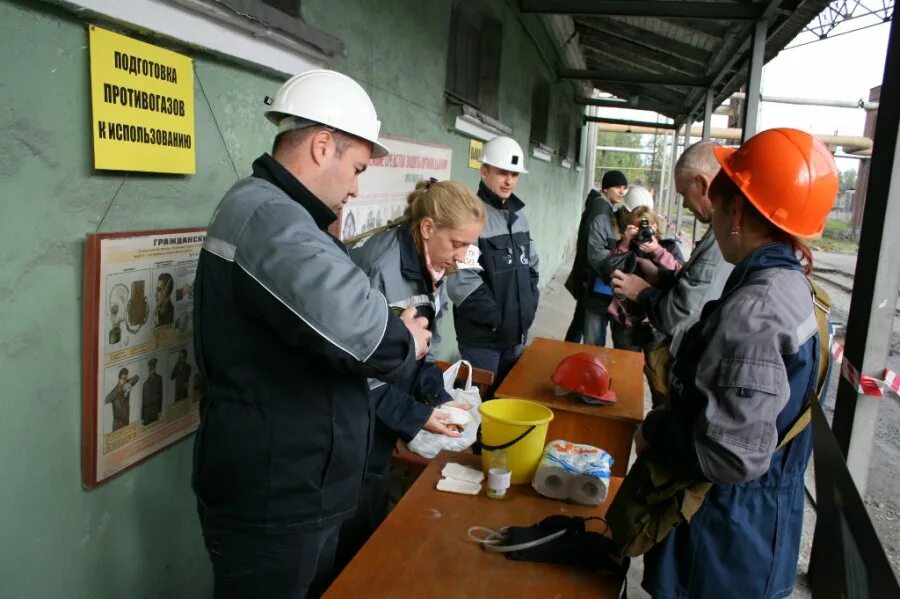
[713,128,839,239]
[551,352,617,406]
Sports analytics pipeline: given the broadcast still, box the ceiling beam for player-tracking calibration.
[585,68,692,108]
[638,16,726,47]
[684,0,785,121]
[578,17,712,66]
[520,0,765,20]
[585,116,679,130]
[576,96,684,115]
[579,50,696,106]
[580,31,702,76]
[561,68,711,87]
[586,82,689,115]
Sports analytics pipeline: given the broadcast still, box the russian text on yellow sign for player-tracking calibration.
[468,139,484,170]
[89,25,196,174]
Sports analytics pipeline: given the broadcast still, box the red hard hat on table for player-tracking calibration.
[551,352,617,406]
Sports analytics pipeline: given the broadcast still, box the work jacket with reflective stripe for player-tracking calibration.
[192,154,417,530]
[447,182,539,348]
[349,222,451,478]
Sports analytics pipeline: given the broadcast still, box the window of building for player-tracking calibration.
[529,82,550,146]
[558,111,571,160]
[574,124,583,164]
[445,2,502,118]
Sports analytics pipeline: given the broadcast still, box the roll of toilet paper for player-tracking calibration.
[532,464,573,500]
[568,445,612,505]
[569,473,608,505]
[532,439,578,500]
[531,440,613,504]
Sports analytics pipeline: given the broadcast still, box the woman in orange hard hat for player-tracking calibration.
[610,128,837,598]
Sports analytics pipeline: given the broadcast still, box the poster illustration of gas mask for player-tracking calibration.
[83,228,205,488]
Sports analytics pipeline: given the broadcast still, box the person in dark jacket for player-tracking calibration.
[564,170,628,347]
[624,129,838,597]
[447,136,539,394]
[563,189,600,343]
[170,348,191,403]
[337,179,486,572]
[141,357,163,425]
[192,70,432,599]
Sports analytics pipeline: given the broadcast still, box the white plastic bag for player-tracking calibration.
[407,360,482,458]
[441,359,483,412]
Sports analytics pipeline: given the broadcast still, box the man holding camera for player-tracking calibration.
[611,141,733,402]
[611,141,732,353]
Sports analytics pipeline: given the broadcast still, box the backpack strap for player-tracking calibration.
[775,276,832,450]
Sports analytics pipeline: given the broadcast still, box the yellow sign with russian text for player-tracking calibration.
[468,139,484,169]
[89,25,196,174]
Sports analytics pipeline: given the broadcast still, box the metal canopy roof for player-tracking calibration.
[522,0,836,126]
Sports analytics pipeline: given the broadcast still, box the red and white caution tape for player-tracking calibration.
[830,338,899,398]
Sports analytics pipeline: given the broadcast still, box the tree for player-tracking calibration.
[839,168,858,192]
[594,131,667,194]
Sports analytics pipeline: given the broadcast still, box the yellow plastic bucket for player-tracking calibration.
[479,399,554,484]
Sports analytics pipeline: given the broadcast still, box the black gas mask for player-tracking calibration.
[469,515,629,574]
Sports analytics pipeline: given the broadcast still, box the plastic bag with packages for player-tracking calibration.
[407,360,482,458]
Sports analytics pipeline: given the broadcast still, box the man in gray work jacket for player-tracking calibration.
[447,136,538,393]
[192,70,431,599]
[612,141,733,394]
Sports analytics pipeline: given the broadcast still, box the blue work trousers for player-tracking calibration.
[458,343,523,398]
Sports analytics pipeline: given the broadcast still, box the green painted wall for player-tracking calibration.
[0,0,584,596]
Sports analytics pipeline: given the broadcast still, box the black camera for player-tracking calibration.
[638,217,654,243]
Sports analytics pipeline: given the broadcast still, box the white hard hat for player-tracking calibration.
[265,69,389,158]
[623,185,654,211]
[480,136,528,174]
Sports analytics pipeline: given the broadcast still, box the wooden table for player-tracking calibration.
[495,337,645,476]
[325,452,625,598]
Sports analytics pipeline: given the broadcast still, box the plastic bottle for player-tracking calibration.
[486,448,512,499]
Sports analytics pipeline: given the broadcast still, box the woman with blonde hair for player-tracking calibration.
[333,178,486,575]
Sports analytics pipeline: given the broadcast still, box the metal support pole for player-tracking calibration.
[702,89,714,141]
[742,20,767,141]
[582,105,599,199]
[691,90,716,244]
[665,128,681,236]
[830,15,900,495]
[673,118,691,237]
[658,131,670,215]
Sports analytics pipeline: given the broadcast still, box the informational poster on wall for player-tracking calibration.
[82,228,205,488]
[468,139,484,169]
[88,25,196,174]
[338,137,452,241]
